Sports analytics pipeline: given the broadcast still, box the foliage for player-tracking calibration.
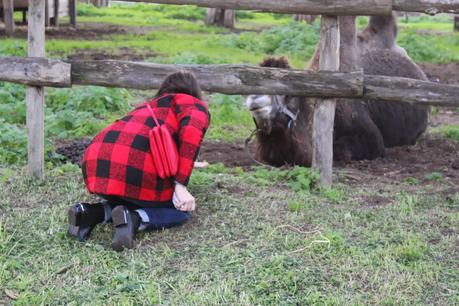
[226,21,320,61]
[0,41,26,57]
[156,52,230,65]
[430,124,459,142]
[0,82,26,124]
[425,172,443,182]
[0,120,57,165]
[241,166,319,193]
[398,29,459,63]
[0,120,28,164]
[235,10,256,20]
[0,82,132,165]
[441,125,459,142]
[206,94,254,141]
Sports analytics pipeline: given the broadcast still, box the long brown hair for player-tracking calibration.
[156,71,203,100]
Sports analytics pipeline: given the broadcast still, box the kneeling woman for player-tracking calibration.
[67,72,210,251]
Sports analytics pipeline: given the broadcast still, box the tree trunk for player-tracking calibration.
[455,16,459,31]
[92,0,109,7]
[3,0,15,36]
[205,8,235,28]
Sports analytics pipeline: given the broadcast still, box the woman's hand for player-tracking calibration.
[173,183,196,212]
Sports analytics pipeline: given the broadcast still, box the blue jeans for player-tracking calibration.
[99,195,189,231]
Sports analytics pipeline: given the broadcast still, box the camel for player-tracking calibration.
[246,15,429,167]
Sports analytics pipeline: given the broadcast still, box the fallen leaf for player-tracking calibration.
[4,289,18,300]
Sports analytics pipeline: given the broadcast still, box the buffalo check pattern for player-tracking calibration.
[81,93,210,203]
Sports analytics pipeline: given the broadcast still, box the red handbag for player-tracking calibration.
[146,103,179,179]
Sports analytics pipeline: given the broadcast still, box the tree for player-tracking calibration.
[293,15,318,24]
[205,8,235,28]
[91,0,109,8]
[455,16,459,32]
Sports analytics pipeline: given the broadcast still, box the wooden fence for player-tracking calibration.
[1,0,77,35]
[1,0,459,186]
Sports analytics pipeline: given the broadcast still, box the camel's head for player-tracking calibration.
[246,57,300,135]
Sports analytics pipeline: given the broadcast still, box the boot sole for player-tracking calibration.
[111,206,135,251]
[67,204,103,242]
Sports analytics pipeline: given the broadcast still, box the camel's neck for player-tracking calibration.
[338,16,359,72]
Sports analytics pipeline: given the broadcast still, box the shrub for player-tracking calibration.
[225,22,320,60]
[0,120,56,165]
[0,42,27,57]
[442,125,459,142]
[0,83,26,124]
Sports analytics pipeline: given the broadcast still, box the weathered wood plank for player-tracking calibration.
[393,0,459,14]
[121,0,392,15]
[0,56,456,106]
[0,57,71,87]
[3,0,14,36]
[312,16,340,187]
[70,60,364,97]
[26,0,46,180]
[364,75,459,107]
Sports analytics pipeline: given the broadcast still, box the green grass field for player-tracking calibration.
[1,3,459,305]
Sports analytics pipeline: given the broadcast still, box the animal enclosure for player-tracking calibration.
[0,3,459,304]
[0,0,459,186]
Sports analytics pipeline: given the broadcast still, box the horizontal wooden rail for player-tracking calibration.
[1,57,458,106]
[121,0,393,15]
[0,57,71,87]
[121,0,459,15]
[365,75,459,107]
[71,60,365,97]
[393,0,459,14]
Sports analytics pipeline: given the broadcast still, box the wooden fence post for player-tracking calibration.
[312,16,340,187]
[52,0,59,26]
[26,0,46,179]
[69,0,77,27]
[3,0,15,36]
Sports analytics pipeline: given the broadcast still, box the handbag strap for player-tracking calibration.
[146,102,161,127]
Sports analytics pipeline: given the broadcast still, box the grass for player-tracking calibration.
[430,124,459,142]
[0,164,457,304]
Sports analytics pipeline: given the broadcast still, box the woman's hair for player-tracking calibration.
[156,71,203,100]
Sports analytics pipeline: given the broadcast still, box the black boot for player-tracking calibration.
[111,206,141,251]
[67,203,106,241]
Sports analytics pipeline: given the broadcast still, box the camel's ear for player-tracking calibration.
[260,57,291,69]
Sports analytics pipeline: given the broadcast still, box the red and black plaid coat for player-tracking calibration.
[81,93,210,203]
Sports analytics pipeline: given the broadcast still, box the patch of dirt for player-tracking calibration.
[0,22,154,40]
[420,63,459,85]
[55,132,459,188]
[340,133,459,188]
[55,112,459,189]
[199,140,255,169]
[67,47,158,61]
[430,109,459,127]
[55,138,92,165]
